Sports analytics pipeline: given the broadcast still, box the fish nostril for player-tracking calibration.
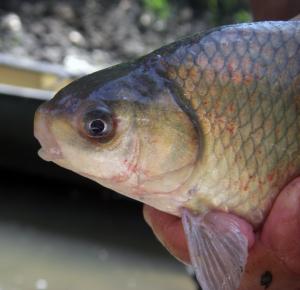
[34,106,63,161]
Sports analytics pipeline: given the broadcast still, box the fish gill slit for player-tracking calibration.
[168,82,204,163]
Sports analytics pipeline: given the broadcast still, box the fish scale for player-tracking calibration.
[34,20,300,290]
[157,21,300,226]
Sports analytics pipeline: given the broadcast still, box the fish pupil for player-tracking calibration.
[83,108,114,140]
[88,119,106,136]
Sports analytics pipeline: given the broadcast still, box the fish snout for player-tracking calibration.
[34,104,63,162]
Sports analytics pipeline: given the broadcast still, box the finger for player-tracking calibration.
[261,177,300,274]
[143,205,190,264]
[143,205,255,264]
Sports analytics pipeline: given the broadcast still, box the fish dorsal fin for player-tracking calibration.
[182,210,248,290]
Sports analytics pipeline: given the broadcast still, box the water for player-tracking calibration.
[0,174,196,290]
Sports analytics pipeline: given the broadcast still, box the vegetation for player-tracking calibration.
[141,0,251,24]
[142,0,171,19]
[207,0,252,24]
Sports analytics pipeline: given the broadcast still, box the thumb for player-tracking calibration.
[143,205,190,264]
[261,177,300,274]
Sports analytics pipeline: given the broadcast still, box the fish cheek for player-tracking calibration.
[136,108,198,192]
[53,115,138,182]
[50,119,96,169]
[49,118,100,167]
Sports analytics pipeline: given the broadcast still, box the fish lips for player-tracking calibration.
[34,105,64,162]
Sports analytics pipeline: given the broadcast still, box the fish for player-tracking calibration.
[34,20,300,290]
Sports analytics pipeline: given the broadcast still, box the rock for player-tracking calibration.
[1,13,22,32]
[52,2,75,22]
[63,53,96,74]
[0,0,210,73]
[139,12,154,27]
[68,30,86,47]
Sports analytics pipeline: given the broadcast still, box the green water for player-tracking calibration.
[0,223,195,290]
[0,180,196,290]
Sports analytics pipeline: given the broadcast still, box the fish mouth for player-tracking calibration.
[37,147,62,162]
[34,106,64,162]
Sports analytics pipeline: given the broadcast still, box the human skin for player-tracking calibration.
[143,3,300,289]
[250,0,300,20]
[144,178,300,289]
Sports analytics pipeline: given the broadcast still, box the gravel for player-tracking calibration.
[0,0,211,73]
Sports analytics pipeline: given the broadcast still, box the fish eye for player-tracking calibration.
[83,109,113,139]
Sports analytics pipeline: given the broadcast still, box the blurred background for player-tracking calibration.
[0,1,251,290]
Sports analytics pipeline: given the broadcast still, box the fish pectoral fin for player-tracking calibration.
[182,209,248,290]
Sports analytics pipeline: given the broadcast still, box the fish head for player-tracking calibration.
[34,62,198,206]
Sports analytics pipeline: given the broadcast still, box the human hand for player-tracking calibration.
[143,178,300,290]
[250,0,300,20]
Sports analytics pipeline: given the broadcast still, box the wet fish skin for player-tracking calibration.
[34,21,300,290]
[157,21,300,226]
